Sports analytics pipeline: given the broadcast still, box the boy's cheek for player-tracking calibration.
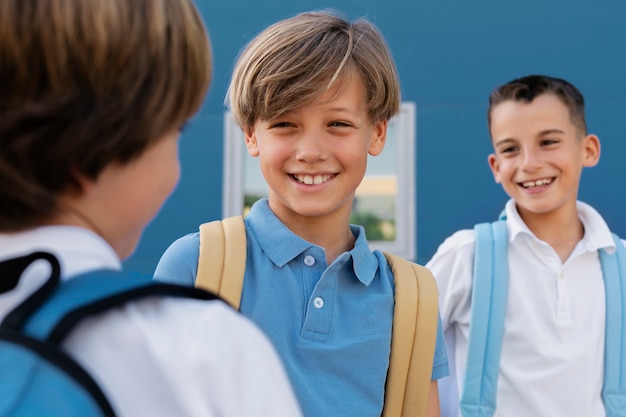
[493,169,504,183]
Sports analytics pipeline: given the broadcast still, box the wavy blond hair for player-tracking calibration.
[227,10,400,130]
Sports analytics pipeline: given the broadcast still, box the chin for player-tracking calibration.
[116,237,141,260]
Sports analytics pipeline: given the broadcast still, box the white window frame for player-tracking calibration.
[222,101,416,260]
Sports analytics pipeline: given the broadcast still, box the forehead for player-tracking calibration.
[490,94,576,139]
[324,72,365,101]
[288,72,367,114]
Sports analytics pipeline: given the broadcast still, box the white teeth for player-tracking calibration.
[294,174,331,185]
[522,178,552,187]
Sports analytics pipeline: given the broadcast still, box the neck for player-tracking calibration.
[52,196,106,241]
[518,204,583,262]
[277,213,356,265]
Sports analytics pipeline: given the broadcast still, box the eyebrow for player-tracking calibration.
[494,129,566,147]
[493,138,516,148]
[326,106,359,114]
[538,129,566,136]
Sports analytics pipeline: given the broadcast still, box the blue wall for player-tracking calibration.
[125,0,626,273]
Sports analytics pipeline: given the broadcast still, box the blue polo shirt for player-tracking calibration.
[155,199,449,417]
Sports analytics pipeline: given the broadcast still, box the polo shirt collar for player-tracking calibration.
[577,200,617,254]
[246,199,316,267]
[504,198,616,253]
[0,225,121,280]
[348,224,379,285]
[246,199,379,285]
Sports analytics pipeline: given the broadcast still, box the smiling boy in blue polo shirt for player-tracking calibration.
[154,10,449,417]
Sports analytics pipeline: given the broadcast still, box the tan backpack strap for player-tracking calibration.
[382,252,439,417]
[196,215,246,309]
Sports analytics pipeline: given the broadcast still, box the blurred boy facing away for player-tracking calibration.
[427,74,626,417]
[155,10,449,417]
[0,0,302,415]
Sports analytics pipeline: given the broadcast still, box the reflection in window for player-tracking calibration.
[354,176,397,241]
[222,102,416,260]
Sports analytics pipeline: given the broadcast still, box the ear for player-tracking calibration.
[244,127,260,157]
[487,153,502,184]
[368,120,388,156]
[68,166,94,195]
[582,133,600,168]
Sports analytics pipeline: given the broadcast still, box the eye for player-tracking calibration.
[499,145,518,154]
[270,121,293,128]
[328,121,352,128]
[541,138,559,146]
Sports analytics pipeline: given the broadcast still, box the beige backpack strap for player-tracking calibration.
[196,215,246,309]
[382,252,439,417]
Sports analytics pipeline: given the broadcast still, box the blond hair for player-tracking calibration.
[227,10,400,130]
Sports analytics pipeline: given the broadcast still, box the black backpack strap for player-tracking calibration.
[0,252,62,331]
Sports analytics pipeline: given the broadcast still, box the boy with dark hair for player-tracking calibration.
[155,10,448,417]
[0,0,302,415]
[427,74,625,417]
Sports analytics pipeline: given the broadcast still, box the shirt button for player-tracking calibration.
[304,255,315,266]
[313,297,324,308]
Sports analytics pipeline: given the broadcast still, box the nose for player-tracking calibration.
[520,147,542,171]
[296,131,326,162]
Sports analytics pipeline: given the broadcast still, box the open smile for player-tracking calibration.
[291,174,335,185]
[519,177,554,189]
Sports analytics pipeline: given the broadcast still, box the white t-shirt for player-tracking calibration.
[0,226,302,417]
[427,199,623,417]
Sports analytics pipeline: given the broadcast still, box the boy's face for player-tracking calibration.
[66,128,182,259]
[487,93,600,218]
[244,74,387,225]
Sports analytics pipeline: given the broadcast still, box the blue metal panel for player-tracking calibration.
[125,0,626,272]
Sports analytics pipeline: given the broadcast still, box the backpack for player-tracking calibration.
[461,218,626,417]
[195,215,440,417]
[0,251,219,417]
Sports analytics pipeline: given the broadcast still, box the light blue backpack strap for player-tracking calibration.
[22,270,153,340]
[460,220,508,417]
[22,270,218,342]
[599,234,626,417]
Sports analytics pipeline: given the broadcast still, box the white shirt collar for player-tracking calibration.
[503,198,616,253]
[0,225,121,280]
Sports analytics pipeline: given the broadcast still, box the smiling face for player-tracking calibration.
[488,93,600,221]
[244,73,387,227]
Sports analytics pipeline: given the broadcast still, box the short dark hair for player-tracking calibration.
[0,0,212,231]
[487,74,587,135]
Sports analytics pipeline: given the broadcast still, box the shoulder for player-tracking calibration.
[156,298,268,346]
[153,232,200,286]
[67,297,302,416]
[425,229,476,298]
[575,201,626,248]
[145,298,303,414]
[164,231,200,253]
[427,229,476,263]
[92,297,288,376]
[131,298,294,388]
